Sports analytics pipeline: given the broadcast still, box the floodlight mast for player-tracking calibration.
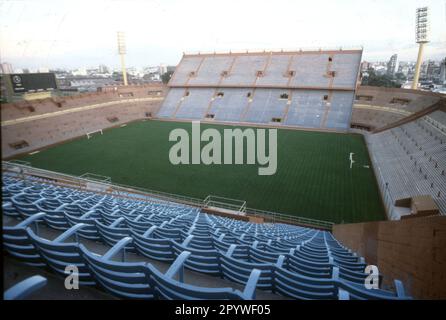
[117,31,128,86]
[412,7,429,90]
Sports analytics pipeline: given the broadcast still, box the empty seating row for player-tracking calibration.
[3,214,408,300]
[367,112,446,215]
[2,173,410,299]
[170,52,361,89]
[159,50,361,131]
[4,214,261,300]
[158,88,354,130]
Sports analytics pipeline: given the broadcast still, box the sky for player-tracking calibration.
[0,0,445,70]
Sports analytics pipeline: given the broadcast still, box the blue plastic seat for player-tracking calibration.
[3,213,46,266]
[27,224,96,285]
[149,251,261,300]
[132,228,175,262]
[79,238,154,299]
[4,275,47,300]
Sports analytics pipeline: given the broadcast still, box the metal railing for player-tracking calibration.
[8,159,31,166]
[2,161,334,230]
[79,172,111,183]
[2,161,204,207]
[247,208,334,229]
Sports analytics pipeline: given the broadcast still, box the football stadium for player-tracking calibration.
[1,2,445,304]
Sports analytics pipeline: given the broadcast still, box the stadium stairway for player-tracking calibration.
[2,173,411,300]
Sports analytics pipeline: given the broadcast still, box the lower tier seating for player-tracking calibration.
[367,111,446,214]
[2,173,410,300]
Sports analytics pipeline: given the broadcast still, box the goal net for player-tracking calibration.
[86,129,103,140]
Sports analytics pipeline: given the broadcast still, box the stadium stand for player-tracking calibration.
[366,109,446,218]
[3,79,443,163]
[157,50,362,130]
[2,171,410,300]
[426,110,446,130]
[1,84,166,158]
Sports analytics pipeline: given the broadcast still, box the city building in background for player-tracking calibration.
[1,5,443,99]
[440,57,446,85]
[387,54,398,76]
[159,64,167,75]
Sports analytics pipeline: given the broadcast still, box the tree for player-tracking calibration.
[361,68,402,88]
[395,72,407,81]
[162,71,174,84]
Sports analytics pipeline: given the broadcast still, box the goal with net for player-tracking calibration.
[86,129,103,139]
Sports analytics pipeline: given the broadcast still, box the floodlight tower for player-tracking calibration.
[117,31,128,86]
[412,7,430,90]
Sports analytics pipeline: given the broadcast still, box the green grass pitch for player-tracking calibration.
[18,120,386,224]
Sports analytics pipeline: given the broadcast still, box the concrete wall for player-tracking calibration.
[333,216,446,299]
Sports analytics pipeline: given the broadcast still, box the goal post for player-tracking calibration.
[86,129,103,140]
[203,195,247,215]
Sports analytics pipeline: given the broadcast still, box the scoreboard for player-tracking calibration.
[10,73,58,93]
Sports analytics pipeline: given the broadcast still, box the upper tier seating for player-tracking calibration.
[159,88,354,130]
[170,52,361,89]
[2,172,410,300]
[367,110,446,215]
[158,50,362,131]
